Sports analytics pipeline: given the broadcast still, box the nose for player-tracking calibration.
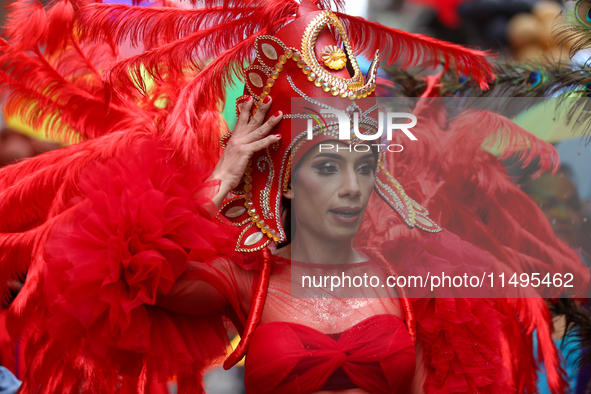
[338,167,361,199]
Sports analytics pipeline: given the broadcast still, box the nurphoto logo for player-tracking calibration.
[306,108,418,141]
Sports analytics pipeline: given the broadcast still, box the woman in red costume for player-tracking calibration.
[0,0,589,393]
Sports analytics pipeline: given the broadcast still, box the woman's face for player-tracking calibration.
[285,141,376,243]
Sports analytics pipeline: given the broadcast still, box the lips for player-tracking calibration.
[329,206,362,223]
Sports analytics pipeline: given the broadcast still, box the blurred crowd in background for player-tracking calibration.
[0,0,590,393]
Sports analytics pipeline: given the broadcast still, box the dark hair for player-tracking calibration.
[277,194,294,249]
[549,298,591,370]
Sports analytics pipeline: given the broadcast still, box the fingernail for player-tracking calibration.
[274,111,281,117]
[275,134,282,139]
[247,96,253,102]
[263,96,271,104]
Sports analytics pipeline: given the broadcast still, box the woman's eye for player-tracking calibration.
[357,163,375,175]
[314,163,339,174]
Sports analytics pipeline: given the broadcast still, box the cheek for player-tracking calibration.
[362,176,375,193]
[358,174,375,202]
[293,170,335,202]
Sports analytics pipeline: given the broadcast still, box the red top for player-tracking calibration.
[245,314,415,394]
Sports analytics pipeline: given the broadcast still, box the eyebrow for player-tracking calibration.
[313,153,375,161]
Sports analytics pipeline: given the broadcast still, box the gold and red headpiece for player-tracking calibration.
[218,1,443,252]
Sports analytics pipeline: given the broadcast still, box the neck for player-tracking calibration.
[277,230,364,265]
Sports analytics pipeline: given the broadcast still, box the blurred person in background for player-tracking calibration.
[522,165,584,250]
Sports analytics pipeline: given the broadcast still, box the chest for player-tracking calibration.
[259,263,403,333]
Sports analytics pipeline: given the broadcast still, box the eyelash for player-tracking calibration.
[314,163,339,175]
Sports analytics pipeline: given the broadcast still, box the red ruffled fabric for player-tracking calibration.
[413,297,513,394]
[36,138,240,391]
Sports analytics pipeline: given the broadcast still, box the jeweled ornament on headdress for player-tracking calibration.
[321,45,347,70]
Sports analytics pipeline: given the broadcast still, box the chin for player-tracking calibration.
[325,225,361,242]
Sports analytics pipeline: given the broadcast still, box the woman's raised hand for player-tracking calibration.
[209,96,283,208]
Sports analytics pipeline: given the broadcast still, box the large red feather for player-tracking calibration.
[2,0,47,51]
[0,57,150,142]
[160,36,260,163]
[160,26,280,163]
[96,2,297,98]
[336,12,495,89]
[45,0,75,55]
[76,3,294,50]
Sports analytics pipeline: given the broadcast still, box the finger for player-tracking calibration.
[248,95,273,126]
[244,111,283,144]
[248,132,282,153]
[236,97,254,127]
